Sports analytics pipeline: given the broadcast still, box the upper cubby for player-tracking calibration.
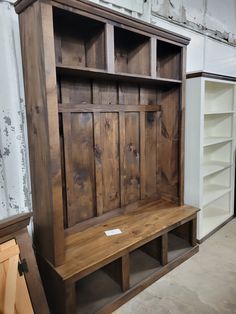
[156,40,181,80]
[53,8,106,69]
[205,81,235,113]
[114,27,150,76]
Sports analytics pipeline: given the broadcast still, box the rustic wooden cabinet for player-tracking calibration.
[15,0,199,312]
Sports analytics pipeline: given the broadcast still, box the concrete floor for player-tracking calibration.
[114,219,236,314]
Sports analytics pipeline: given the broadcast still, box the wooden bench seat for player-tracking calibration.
[38,200,199,314]
[54,200,198,282]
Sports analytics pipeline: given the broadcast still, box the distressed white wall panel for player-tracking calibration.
[0,2,31,219]
[205,0,236,34]
[182,0,205,26]
[204,38,236,76]
[151,0,236,44]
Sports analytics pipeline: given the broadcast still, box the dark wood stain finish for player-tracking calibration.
[15,0,198,313]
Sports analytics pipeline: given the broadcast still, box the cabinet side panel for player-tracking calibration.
[184,78,202,208]
[19,2,65,265]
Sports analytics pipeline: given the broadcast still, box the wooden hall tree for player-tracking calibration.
[15,0,199,312]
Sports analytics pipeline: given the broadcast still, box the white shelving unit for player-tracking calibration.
[185,72,236,241]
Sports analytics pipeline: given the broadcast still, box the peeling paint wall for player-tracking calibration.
[90,0,236,45]
[151,0,236,45]
[0,1,31,219]
[0,0,235,220]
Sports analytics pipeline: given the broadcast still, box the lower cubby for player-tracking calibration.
[130,241,162,287]
[168,233,192,262]
[168,222,194,262]
[76,268,122,314]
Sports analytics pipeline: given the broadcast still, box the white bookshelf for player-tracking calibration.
[185,73,236,241]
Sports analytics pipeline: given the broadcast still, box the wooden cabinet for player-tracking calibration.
[15,0,198,312]
[185,72,236,242]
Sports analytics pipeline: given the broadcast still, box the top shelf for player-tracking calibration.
[53,7,182,81]
[56,65,182,85]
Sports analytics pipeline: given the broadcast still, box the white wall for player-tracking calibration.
[0,0,235,219]
[0,1,31,219]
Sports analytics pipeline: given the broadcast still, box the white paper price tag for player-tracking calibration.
[104,229,122,236]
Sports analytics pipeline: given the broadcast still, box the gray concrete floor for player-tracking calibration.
[114,218,236,314]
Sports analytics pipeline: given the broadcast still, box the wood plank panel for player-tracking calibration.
[100,113,120,212]
[92,80,117,104]
[119,112,126,207]
[144,112,158,198]
[128,40,150,76]
[61,76,92,104]
[119,84,139,105]
[86,28,105,69]
[124,112,140,204]
[140,112,146,199]
[140,85,157,105]
[93,113,104,216]
[105,24,115,72]
[158,86,180,201]
[63,113,96,225]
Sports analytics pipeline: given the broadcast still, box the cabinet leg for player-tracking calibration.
[64,281,76,314]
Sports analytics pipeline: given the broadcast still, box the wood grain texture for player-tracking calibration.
[63,112,96,225]
[93,80,117,104]
[19,2,64,266]
[114,27,150,76]
[157,40,181,80]
[124,112,140,204]
[60,76,92,104]
[158,86,180,201]
[105,23,115,72]
[53,7,105,69]
[100,112,120,212]
[54,201,198,282]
